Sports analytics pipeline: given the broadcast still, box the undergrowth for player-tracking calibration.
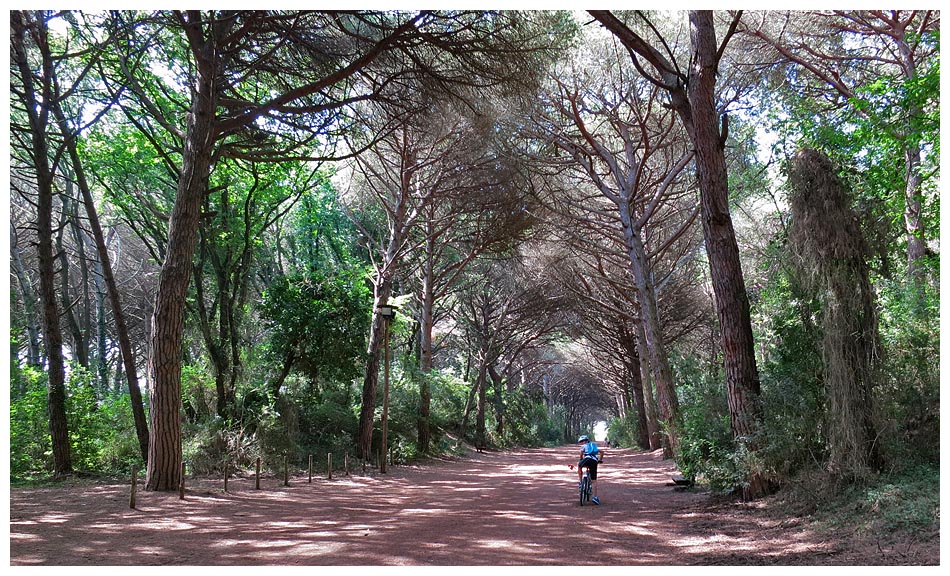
[772,463,939,539]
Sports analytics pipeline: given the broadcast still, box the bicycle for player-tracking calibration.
[570,462,595,506]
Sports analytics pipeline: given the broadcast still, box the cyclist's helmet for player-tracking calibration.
[577,435,589,443]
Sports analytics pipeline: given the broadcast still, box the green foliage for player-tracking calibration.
[495,386,559,447]
[854,464,940,533]
[426,369,471,434]
[259,266,371,385]
[9,366,51,477]
[605,415,638,449]
[874,277,940,463]
[778,462,939,541]
[10,363,144,480]
[668,353,738,489]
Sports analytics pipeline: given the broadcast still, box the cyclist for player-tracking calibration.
[575,435,602,505]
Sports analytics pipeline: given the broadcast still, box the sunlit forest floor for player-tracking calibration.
[9,447,938,566]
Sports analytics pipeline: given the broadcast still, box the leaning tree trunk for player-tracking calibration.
[688,11,767,499]
[52,102,151,463]
[788,148,884,480]
[622,215,679,457]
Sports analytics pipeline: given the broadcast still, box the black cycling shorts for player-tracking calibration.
[578,456,598,480]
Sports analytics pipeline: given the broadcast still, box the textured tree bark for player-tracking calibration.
[619,323,651,450]
[688,11,762,440]
[146,20,218,489]
[417,233,436,453]
[623,219,679,457]
[634,317,662,451]
[11,12,72,477]
[357,285,392,460]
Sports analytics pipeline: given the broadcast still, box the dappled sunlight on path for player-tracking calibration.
[10,446,885,565]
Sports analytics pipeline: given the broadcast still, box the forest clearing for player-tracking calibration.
[9,447,939,566]
[9,9,939,569]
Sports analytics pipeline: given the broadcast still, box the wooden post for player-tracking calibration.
[345,453,349,476]
[308,454,313,483]
[255,457,261,490]
[283,455,289,486]
[129,465,138,509]
[327,453,332,480]
[179,461,186,499]
[224,459,229,493]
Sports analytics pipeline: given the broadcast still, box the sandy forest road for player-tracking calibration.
[9,446,934,566]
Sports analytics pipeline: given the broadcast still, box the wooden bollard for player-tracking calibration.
[327,453,332,480]
[284,455,289,486]
[255,457,261,490]
[224,459,229,493]
[345,453,349,476]
[130,465,138,509]
[179,461,186,499]
[308,454,313,483]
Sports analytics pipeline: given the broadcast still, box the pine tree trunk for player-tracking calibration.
[10,227,43,368]
[11,12,72,477]
[146,42,217,489]
[688,13,765,498]
[634,317,662,450]
[417,245,435,453]
[357,285,392,460]
[52,101,151,463]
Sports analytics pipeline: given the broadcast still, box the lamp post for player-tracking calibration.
[377,304,398,473]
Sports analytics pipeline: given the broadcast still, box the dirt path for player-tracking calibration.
[8,447,937,565]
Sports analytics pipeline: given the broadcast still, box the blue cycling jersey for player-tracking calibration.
[581,441,599,460]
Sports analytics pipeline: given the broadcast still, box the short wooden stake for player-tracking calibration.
[255,457,261,490]
[179,461,186,500]
[327,453,333,480]
[308,454,313,483]
[283,455,289,486]
[345,453,349,476]
[129,465,138,509]
[224,459,229,493]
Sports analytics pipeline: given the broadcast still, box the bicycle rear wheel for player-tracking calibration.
[579,476,591,506]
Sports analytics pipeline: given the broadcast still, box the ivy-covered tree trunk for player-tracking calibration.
[788,148,884,479]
